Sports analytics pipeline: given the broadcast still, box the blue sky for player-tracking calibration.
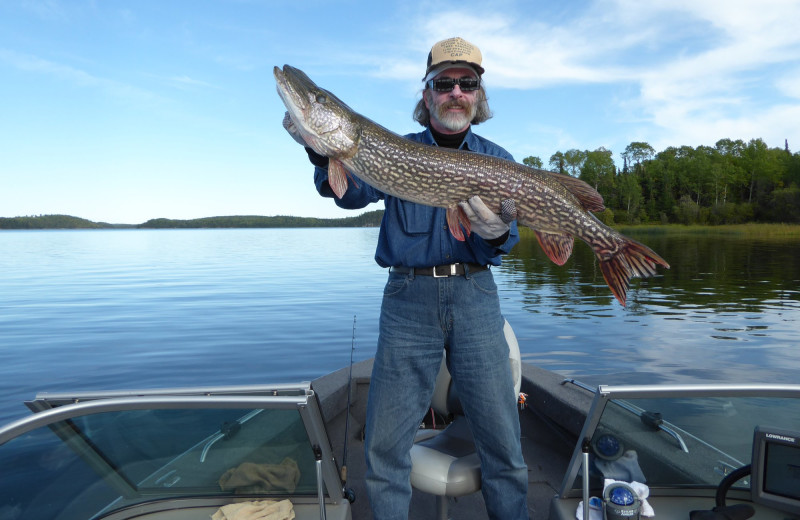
[2,0,799,224]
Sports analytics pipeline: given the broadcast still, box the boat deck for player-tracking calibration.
[312,360,591,519]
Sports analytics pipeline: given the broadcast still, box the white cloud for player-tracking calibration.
[389,0,800,150]
[625,1,800,147]
[1,48,96,86]
[21,0,68,21]
[776,69,800,100]
[0,48,161,105]
[168,75,220,90]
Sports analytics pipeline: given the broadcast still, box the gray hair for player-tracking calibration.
[412,86,493,127]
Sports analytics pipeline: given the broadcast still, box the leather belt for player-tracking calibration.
[390,263,488,278]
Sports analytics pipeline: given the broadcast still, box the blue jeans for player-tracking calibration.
[364,268,529,520]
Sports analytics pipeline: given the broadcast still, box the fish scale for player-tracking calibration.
[275,64,669,307]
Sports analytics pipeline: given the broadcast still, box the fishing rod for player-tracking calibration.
[341,315,356,488]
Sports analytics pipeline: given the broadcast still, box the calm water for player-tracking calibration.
[1,228,799,424]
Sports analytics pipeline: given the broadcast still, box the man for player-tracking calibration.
[285,37,528,520]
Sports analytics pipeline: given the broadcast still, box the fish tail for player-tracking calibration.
[598,239,670,307]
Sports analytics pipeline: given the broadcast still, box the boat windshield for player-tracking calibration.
[560,384,800,498]
[0,385,344,520]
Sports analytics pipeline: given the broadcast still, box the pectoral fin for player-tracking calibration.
[446,205,470,242]
[535,231,574,266]
[327,159,359,199]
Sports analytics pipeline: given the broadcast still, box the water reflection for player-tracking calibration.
[495,230,800,385]
[0,229,798,424]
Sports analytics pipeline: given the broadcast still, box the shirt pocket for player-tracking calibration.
[396,200,435,235]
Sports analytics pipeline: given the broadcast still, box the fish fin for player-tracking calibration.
[598,239,670,307]
[328,160,348,199]
[446,205,470,242]
[534,231,574,266]
[328,160,360,199]
[328,159,351,199]
[552,173,606,212]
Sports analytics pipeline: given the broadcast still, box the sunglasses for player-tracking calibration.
[426,76,481,92]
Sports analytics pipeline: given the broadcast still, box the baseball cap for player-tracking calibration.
[423,37,485,82]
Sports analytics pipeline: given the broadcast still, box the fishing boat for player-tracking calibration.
[1,324,799,519]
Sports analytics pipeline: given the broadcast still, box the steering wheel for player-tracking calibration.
[715,464,751,507]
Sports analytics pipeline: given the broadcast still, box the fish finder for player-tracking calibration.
[751,426,800,515]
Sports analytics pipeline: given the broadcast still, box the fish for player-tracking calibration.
[274,64,669,307]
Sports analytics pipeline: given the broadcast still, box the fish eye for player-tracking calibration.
[315,93,327,103]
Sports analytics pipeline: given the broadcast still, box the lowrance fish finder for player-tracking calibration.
[751,426,800,515]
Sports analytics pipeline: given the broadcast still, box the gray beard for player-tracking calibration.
[433,102,476,132]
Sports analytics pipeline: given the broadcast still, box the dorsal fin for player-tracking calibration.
[550,172,605,212]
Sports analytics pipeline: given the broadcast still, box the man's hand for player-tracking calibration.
[458,196,517,240]
[282,112,308,146]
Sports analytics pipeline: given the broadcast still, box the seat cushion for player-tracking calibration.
[409,417,481,497]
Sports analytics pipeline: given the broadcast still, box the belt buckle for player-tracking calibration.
[433,264,458,278]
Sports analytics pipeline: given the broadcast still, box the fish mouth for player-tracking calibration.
[274,65,336,156]
[274,65,310,114]
[273,65,355,156]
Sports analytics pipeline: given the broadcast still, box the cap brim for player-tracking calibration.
[423,62,484,82]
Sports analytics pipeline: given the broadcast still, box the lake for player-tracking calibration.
[1,228,798,425]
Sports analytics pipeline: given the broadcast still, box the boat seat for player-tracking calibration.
[409,320,522,520]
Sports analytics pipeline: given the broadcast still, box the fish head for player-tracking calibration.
[274,65,360,159]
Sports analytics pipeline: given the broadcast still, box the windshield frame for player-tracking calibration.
[0,383,347,519]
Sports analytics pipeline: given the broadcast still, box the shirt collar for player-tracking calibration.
[422,126,475,151]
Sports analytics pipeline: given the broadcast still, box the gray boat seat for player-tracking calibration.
[409,320,522,520]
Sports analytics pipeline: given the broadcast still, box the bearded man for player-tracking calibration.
[286,37,529,520]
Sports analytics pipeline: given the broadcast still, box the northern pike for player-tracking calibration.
[274,64,669,306]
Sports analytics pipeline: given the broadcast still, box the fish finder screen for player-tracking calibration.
[751,426,800,514]
[763,442,800,499]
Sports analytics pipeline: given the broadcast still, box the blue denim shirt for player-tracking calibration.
[313,127,520,268]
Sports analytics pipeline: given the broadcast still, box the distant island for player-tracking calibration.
[0,211,384,230]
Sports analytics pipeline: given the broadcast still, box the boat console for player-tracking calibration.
[549,383,800,520]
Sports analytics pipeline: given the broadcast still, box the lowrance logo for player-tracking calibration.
[766,433,797,443]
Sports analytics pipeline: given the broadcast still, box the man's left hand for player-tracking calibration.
[282,112,308,146]
[458,196,517,240]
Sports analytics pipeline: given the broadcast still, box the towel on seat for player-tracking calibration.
[219,458,300,494]
[211,499,295,520]
[595,450,647,483]
[575,497,603,520]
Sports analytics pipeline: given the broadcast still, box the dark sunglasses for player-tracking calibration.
[426,76,481,92]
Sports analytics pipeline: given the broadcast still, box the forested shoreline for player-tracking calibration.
[0,211,384,230]
[523,138,800,225]
[4,136,799,230]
